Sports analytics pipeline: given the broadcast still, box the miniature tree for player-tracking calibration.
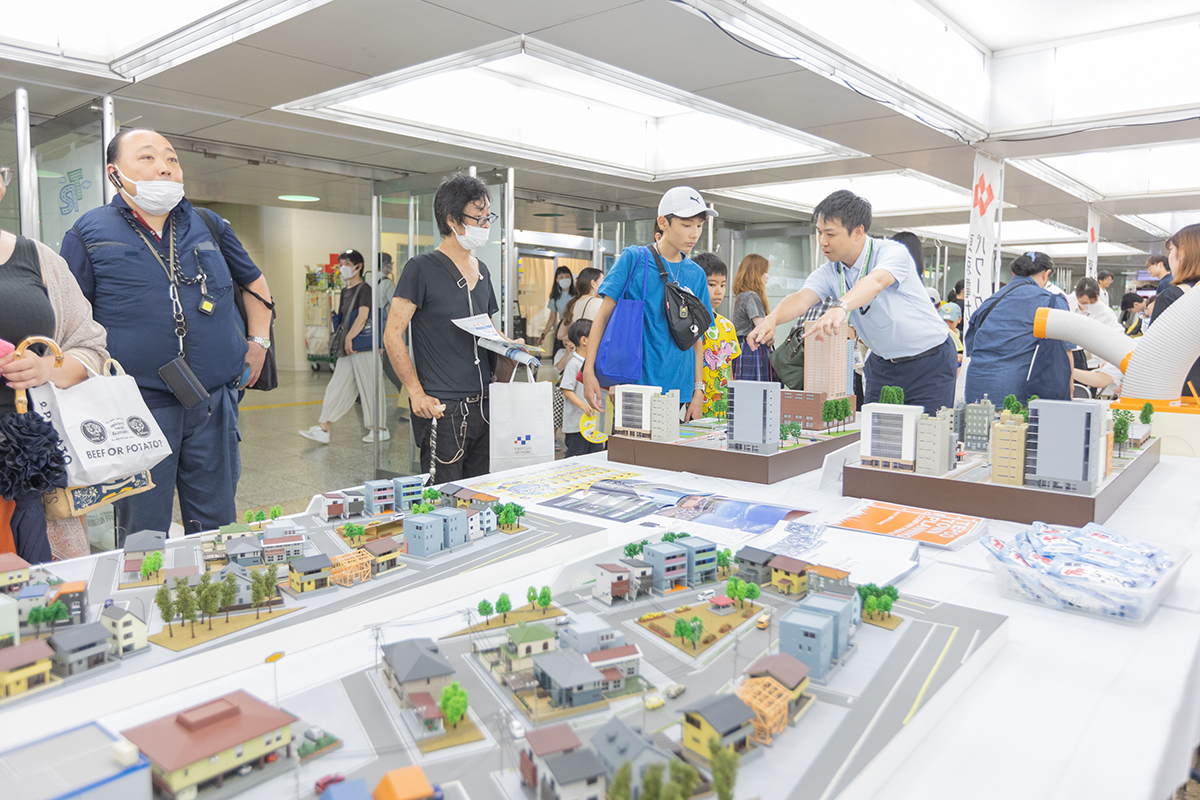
[45,600,70,633]
[878,595,893,618]
[496,592,511,623]
[709,736,740,800]
[155,582,175,637]
[270,504,283,520]
[673,617,692,645]
[498,507,516,529]
[1140,402,1155,426]
[716,549,731,576]
[477,599,493,624]
[668,756,700,798]
[264,564,279,613]
[864,594,878,619]
[27,605,45,636]
[1003,394,1021,414]
[199,580,220,631]
[779,423,790,443]
[623,542,642,559]
[438,681,469,728]
[840,397,852,430]
[140,557,155,582]
[744,582,761,608]
[245,510,254,524]
[610,762,633,800]
[147,550,163,577]
[822,400,834,430]
[220,572,238,623]
[527,585,538,608]
[857,584,870,603]
[254,510,267,522]
[642,763,664,800]
[250,571,266,619]
[197,572,214,627]
[175,578,197,638]
[687,617,704,651]
[725,577,742,608]
[537,586,553,615]
[882,584,899,601]
[662,532,676,543]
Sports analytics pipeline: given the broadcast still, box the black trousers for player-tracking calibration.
[564,432,605,458]
[863,338,957,415]
[411,397,490,481]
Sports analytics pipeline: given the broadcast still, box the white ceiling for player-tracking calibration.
[0,0,1197,269]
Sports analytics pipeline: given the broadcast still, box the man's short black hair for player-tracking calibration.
[1146,254,1169,269]
[812,190,872,236]
[106,127,159,165]
[340,249,364,267]
[567,319,592,347]
[1120,292,1144,311]
[434,172,489,238]
[1098,270,1113,281]
[1075,276,1100,301]
[692,252,727,278]
[953,279,965,295]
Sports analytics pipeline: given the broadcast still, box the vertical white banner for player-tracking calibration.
[1086,206,1100,279]
[962,152,1003,335]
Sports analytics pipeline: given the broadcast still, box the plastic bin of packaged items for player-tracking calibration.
[983,522,1190,624]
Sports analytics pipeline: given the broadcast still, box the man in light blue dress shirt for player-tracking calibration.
[746,190,955,413]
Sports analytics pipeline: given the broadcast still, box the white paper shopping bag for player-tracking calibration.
[489,373,554,472]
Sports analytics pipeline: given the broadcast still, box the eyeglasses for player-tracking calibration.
[0,166,11,187]
[463,211,499,227]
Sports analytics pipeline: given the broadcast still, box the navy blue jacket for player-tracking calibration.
[62,196,262,408]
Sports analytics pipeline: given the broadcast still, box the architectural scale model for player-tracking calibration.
[963,396,996,452]
[779,320,860,433]
[915,407,957,476]
[990,410,1028,486]
[613,384,681,441]
[859,402,925,471]
[726,380,781,454]
[1023,398,1112,494]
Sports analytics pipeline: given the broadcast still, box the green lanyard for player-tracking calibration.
[837,239,873,298]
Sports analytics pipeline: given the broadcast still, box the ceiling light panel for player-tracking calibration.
[282,38,863,182]
[1035,142,1200,200]
[1134,210,1200,236]
[714,171,975,216]
[905,219,1086,244]
[1035,242,1145,258]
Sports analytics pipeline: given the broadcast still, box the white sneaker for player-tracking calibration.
[299,426,330,444]
[362,428,391,443]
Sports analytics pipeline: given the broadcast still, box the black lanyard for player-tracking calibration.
[126,217,193,359]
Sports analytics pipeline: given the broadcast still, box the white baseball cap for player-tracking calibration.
[658,186,718,219]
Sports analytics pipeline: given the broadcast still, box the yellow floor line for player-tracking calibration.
[241,393,401,411]
[903,626,957,724]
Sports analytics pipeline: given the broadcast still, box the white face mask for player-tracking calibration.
[339,264,357,282]
[116,168,185,216]
[558,277,572,290]
[455,222,490,250]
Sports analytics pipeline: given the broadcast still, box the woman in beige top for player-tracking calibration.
[556,267,603,370]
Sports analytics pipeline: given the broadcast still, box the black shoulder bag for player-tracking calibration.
[649,245,712,350]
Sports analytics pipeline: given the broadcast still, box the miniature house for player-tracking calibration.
[262,518,298,538]
[381,638,456,708]
[769,555,810,597]
[16,582,49,625]
[392,475,424,511]
[585,644,641,681]
[48,622,112,677]
[779,608,835,679]
[121,690,296,799]
[558,612,626,655]
[745,653,812,719]
[320,492,348,522]
[341,489,365,517]
[680,693,755,759]
[736,546,775,586]
[798,593,854,660]
[0,594,16,649]
[403,514,443,558]
[376,766,436,800]
[502,621,556,673]
[593,563,632,605]
[542,747,607,800]
[859,402,924,472]
[808,564,852,596]
[0,553,31,595]
[590,717,674,800]
[0,721,152,800]
[916,407,957,476]
[1023,398,1109,494]
[288,554,333,593]
[123,530,166,556]
[100,605,148,656]
[620,558,653,598]
[364,537,405,577]
[963,396,997,452]
[991,410,1029,486]
[678,536,718,586]
[52,581,88,625]
[439,483,466,506]
[521,724,583,792]
[643,541,688,594]
[363,479,396,516]
[533,649,607,707]
[261,534,305,564]
[429,507,469,550]
[0,639,53,697]
[225,536,264,567]
[726,379,782,454]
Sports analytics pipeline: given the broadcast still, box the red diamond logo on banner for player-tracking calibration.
[1090,227,1096,243]
[973,174,995,216]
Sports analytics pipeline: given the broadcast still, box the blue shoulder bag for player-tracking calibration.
[594,248,649,387]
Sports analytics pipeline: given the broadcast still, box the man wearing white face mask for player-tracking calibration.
[384,173,502,480]
[62,128,274,538]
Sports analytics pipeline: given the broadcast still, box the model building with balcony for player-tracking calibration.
[613,385,680,441]
[1023,398,1108,494]
[859,402,923,472]
[963,396,996,452]
[726,380,780,454]
[991,410,1028,486]
[916,407,957,475]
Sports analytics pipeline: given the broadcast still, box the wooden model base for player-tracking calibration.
[842,438,1161,527]
[607,431,861,484]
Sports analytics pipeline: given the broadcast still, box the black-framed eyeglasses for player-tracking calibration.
[0,166,11,188]
[463,211,499,226]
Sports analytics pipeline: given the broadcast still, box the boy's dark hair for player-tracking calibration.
[654,213,707,238]
[693,252,727,277]
[812,190,872,236]
[1120,292,1143,311]
[1009,251,1053,277]
[434,172,489,238]
[1098,270,1113,281]
[1074,276,1100,301]
[567,319,592,347]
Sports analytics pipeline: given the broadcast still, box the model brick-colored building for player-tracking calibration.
[726,380,781,454]
[991,410,1028,486]
[121,690,295,799]
[780,389,857,433]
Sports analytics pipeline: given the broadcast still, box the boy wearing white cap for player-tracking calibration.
[581,186,715,420]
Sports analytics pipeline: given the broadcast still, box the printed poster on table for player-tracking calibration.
[825,499,987,549]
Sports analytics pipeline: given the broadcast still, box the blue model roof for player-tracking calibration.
[18,583,48,599]
[320,778,372,799]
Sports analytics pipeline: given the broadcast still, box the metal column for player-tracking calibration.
[371,193,382,472]
[101,95,117,203]
[14,88,39,240]
[503,167,516,338]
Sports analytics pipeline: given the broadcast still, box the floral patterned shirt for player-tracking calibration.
[702,313,741,416]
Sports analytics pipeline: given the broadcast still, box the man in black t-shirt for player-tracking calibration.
[384,173,500,479]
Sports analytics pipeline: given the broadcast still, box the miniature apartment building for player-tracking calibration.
[0,639,53,697]
[100,605,148,656]
[779,389,858,432]
[381,638,456,708]
[736,546,776,586]
[681,693,756,758]
[429,507,469,550]
[363,479,396,516]
[769,555,810,596]
[521,724,583,792]
[341,489,365,517]
[403,514,443,558]
[392,474,424,511]
[288,554,333,593]
[0,721,152,800]
[590,717,674,800]
[585,644,641,680]
[643,541,688,594]
[859,402,924,472]
[991,410,1029,486]
[320,492,348,522]
[0,594,17,648]
[1024,398,1109,494]
[678,536,718,586]
[52,580,89,625]
[779,607,835,679]
[805,320,852,396]
[916,407,957,476]
[364,537,405,577]
[613,385,680,441]
[798,593,854,660]
[225,536,263,567]
[726,380,781,454]
[16,582,49,625]
[0,554,31,595]
[533,649,607,707]
[121,690,296,799]
[620,558,653,598]
[262,517,298,538]
[502,621,557,673]
[472,504,499,535]
[593,563,632,605]
[558,612,627,655]
[261,534,305,564]
[951,402,966,442]
[48,622,112,677]
[963,395,996,452]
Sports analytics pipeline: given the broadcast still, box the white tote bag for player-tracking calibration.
[29,360,172,486]
[489,368,555,472]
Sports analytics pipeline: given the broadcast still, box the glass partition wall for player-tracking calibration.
[729,226,815,345]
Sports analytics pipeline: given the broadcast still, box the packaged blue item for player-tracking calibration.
[1051,560,1148,589]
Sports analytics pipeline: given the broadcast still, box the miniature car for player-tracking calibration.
[644,695,665,710]
[315,774,345,793]
[664,683,687,699]
[264,752,280,763]
[757,612,772,630]
[697,589,716,601]
[509,718,526,739]
[555,616,571,626]
[236,764,253,776]
[103,598,115,609]
[305,726,326,741]
[431,785,445,800]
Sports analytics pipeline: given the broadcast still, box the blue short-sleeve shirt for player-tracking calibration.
[597,246,712,395]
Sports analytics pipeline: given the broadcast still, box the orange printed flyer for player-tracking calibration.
[826,500,987,550]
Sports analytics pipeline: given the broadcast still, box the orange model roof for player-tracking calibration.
[53,581,87,600]
[809,564,850,580]
[121,690,297,772]
[374,765,434,800]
